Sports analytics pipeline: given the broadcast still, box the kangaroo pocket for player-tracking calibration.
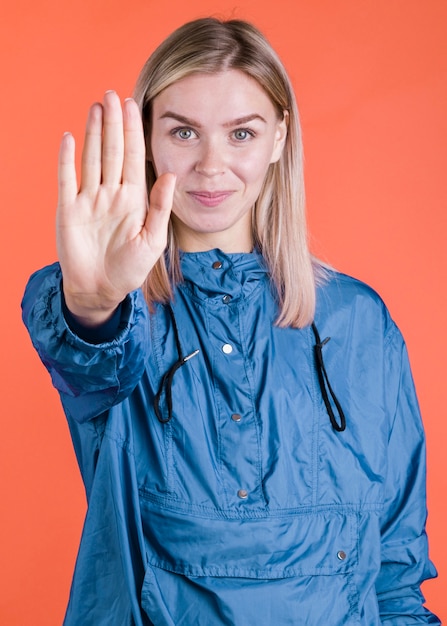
[141,563,361,626]
[139,494,362,624]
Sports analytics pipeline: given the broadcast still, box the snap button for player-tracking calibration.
[231,413,242,422]
[222,294,232,304]
[337,550,347,561]
[237,489,248,499]
[222,343,233,354]
[212,261,223,269]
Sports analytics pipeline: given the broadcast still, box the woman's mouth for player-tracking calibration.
[187,191,234,207]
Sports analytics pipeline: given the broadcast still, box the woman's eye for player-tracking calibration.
[174,128,194,140]
[233,129,253,141]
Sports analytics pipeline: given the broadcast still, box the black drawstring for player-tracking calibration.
[154,306,199,424]
[311,323,346,432]
[154,309,345,432]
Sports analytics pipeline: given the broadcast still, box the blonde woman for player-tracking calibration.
[22,18,438,625]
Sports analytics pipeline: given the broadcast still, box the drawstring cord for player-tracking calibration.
[154,306,199,424]
[311,323,346,432]
[154,308,346,432]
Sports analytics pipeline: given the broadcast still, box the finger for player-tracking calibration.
[143,173,176,247]
[101,90,124,186]
[122,98,146,186]
[80,102,103,191]
[57,132,78,209]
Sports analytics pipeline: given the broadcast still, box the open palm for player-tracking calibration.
[57,90,175,325]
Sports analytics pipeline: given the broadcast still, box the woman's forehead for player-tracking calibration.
[152,70,277,122]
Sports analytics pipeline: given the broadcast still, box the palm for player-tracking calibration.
[56,91,175,324]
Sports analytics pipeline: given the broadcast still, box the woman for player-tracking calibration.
[22,17,439,625]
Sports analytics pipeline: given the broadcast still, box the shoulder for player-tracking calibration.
[316,269,387,314]
[317,269,383,306]
[315,269,399,344]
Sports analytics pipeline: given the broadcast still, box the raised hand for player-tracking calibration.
[56,90,175,326]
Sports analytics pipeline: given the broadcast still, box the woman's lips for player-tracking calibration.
[187,191,234,207]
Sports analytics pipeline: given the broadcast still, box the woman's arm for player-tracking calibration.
[377,325,439,624]
[22,262,151,423]
[22,91,175,421]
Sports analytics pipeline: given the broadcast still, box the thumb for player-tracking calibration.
[143,172,176,245]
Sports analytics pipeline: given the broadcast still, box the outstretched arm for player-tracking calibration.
[22,91,174,422]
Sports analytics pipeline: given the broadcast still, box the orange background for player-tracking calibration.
[1,1,446,623]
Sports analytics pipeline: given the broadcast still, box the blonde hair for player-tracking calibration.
[134,17,324,328]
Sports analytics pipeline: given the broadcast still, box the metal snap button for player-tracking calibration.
[222,343,233,354]
[237,489,248,499]
[222,294,232,304]
[337,550,347,561]
[212,261,223,269]
[231,413,242,422]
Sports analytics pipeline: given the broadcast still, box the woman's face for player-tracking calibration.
[150,70,287,252]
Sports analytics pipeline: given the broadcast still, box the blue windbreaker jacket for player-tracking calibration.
[22,249,439,625]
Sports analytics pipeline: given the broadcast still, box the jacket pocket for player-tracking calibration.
[139,498,362,624]
[140,495,358,578]
[141,563,361,626]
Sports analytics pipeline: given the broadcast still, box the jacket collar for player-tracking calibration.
[178,249,269,301]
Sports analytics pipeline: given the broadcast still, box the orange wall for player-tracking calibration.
[1,1,445,623]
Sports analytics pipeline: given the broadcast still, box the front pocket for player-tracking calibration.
[139,495,358,579]
[139,499,363,624]
[141,563,361,626]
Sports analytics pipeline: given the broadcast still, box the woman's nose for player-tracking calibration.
[194,140,226,177]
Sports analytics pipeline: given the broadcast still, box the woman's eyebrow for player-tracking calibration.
[158,111,267,127]
[159,112,200,126]
[223,114,267,127]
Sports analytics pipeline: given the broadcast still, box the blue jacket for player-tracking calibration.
[22,250,439,625]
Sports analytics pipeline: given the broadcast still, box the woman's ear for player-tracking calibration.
[270,110,288,164]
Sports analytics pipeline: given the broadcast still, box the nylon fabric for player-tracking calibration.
[22,249,439,625]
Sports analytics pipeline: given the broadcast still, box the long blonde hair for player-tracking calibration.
[134,18,324,328]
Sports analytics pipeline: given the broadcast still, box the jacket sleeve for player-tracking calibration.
[376,323,439,624]
[21,263,151,423]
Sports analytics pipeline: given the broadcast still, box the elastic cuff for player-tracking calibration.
[61,293,124,344]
